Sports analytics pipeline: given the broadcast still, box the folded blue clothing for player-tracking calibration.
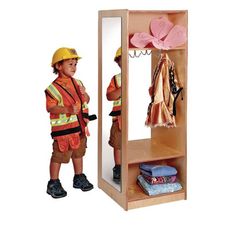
[139,164,177,177]
[137,175,182,196]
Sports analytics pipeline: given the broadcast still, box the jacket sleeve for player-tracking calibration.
[106,76,116,94]
[45,89,58,112]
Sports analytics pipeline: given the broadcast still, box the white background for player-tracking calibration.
[1,0,236,235]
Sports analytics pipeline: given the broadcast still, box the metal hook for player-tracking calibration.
[141,50,152,56]
[129,49,152,58]
[129,51,135,58]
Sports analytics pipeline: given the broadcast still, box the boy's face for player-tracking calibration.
[116,56,121,69]
[56,58,78,78]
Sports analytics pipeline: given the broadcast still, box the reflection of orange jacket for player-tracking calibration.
[107,73,121,129]
[45,77,89,152]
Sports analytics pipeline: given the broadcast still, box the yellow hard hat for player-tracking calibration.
[114,47,121,60]
[51,47,81,67]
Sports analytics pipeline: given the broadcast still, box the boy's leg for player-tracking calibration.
[47,141,70,198]
[113,148,121,184]
[108,120,121,183]
[50,160,61,179]
[72,157,83,175]
[47,159,67,198]
[72,136,93,191]
[72,157,93,191]
[114,148,121,165]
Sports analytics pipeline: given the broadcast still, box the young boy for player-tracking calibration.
[106,47,122,184]
[45,47,94,198]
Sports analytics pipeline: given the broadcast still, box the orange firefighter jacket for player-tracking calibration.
[45,77,90,152]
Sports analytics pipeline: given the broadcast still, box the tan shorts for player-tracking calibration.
[51,135,87,164]
[109,121,121,150]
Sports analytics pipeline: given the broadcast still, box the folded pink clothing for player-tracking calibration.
[142,173,177,185]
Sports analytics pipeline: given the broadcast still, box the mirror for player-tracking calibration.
[102,17,121,191]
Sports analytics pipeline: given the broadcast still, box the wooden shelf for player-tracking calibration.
[127,139,184,164]
[128,183,185,209]
[128,46,186,51]
[128,35,186,51]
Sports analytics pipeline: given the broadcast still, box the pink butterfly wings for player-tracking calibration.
[150,17,174,39]
[130,17,187,50]
[130,32,155,48]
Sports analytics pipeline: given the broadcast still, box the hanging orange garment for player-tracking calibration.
[145,53,182,128]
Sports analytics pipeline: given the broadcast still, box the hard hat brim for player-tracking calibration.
[51,56,82,67]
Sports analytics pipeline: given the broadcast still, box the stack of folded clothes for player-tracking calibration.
[137,163,182,196]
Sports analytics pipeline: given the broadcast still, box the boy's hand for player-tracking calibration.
[148,86,153,96]
[116,87,121,98]
[68,101,81,114]
[79,86,90,103]
[79,86,86,95]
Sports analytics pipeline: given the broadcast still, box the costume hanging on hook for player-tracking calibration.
[145,53,183,128]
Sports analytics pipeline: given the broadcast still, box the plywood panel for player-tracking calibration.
[128,189,185,210]
[150,48,187,154]
[127,139,184,164]
[129,11,187,34]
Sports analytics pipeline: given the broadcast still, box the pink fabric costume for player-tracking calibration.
[130,17,187,50]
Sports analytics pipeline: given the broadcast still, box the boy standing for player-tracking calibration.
[106,47,122,184]
[45,47,94,198]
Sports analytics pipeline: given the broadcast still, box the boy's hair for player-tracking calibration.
[53,61,63,74]
[114,56,121,64]
[53,67,58,74]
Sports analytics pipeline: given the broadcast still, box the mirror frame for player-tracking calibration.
[98,9,128,208]
[101,16,122,191]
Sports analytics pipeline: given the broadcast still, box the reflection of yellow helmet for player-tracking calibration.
[114,47,121,60]
[51,47,81,67]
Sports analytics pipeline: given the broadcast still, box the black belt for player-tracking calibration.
[109,110,121,116]
[51,126,82,138]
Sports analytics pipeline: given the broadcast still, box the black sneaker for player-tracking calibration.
[113,165,121,184]
[73,174,94,191]
[47,179,67,198]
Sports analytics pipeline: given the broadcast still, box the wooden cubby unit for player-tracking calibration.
[98,9,188,210]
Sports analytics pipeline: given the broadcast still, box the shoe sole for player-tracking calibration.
[73,185,94,191]
[47,190,67,198]
[113,178,120,184]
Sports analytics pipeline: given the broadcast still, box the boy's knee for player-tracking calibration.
[51,153,71,163]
